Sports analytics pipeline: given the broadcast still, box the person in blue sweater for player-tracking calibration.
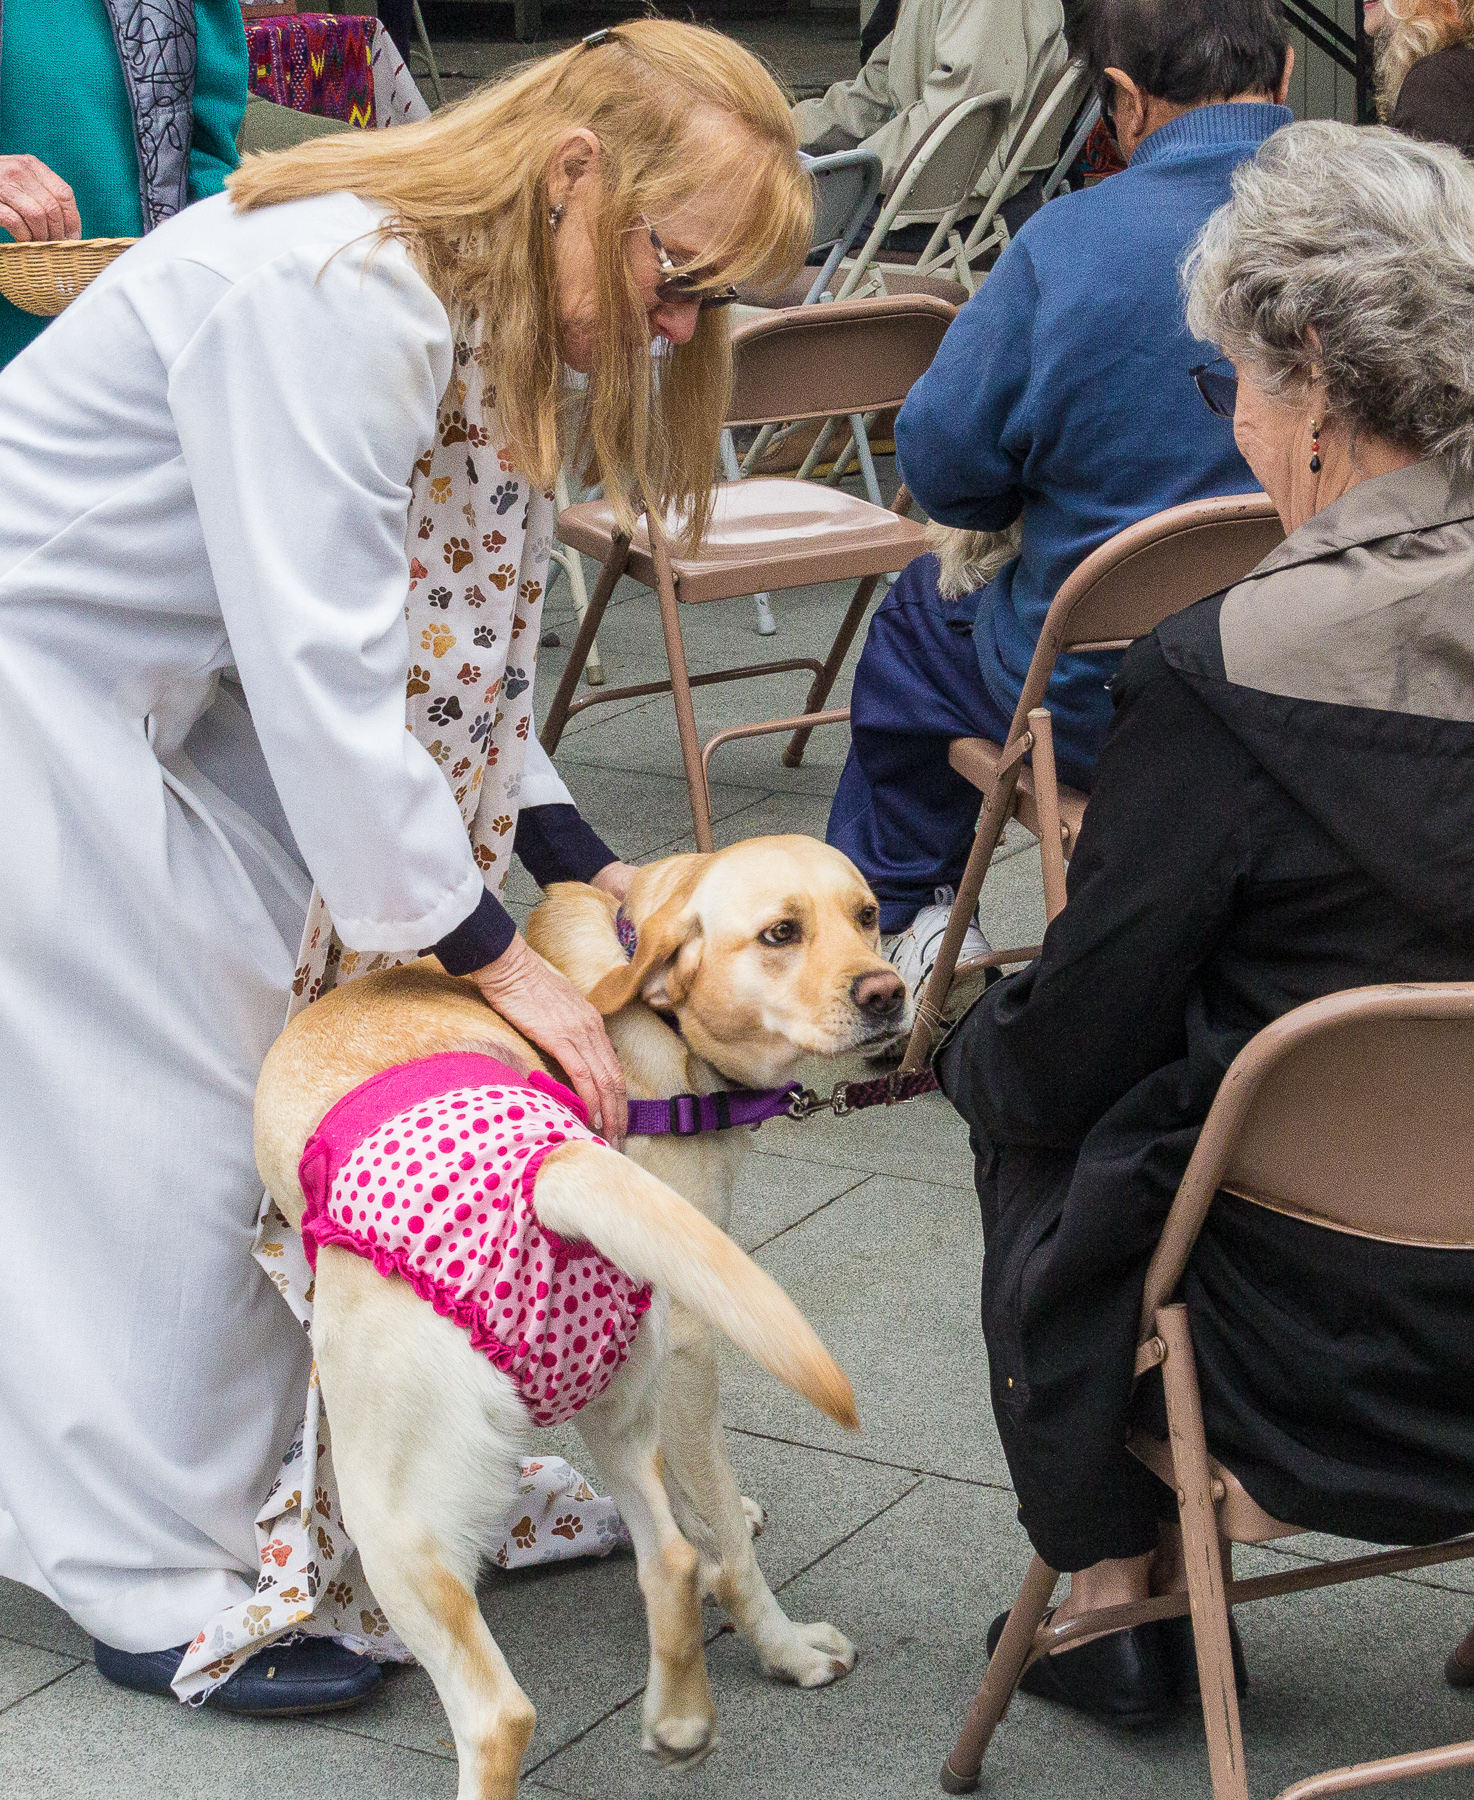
[826,0,1294,996]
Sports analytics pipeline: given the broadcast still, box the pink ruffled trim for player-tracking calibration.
[297,1058,650,1425]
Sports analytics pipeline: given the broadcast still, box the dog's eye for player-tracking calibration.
[759,920,801,947]
[858,904,879,930]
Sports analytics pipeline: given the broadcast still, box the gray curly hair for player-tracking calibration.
[1184,120,1474,471]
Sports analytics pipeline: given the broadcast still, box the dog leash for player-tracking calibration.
[612,908,939,1137]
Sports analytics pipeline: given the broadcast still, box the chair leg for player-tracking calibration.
[1158,1304,1250,1800]
[410,0,442,105]
[539,537,628,755]
[899,766,1022,1073]
[781,572,882,767]
[553,471,604,687]
[941,1555,1059,1793]
[648,525,715,853]
[1028,707,1069,924]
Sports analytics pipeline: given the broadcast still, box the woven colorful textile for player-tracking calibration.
[245,13,375,126]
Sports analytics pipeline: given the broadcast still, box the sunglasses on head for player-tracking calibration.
[643,223,739,310]
[1190,359,1239,419]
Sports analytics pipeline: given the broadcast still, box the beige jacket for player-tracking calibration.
[792,0,1069,196]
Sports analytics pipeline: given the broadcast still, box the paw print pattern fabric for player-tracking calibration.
[298,1053,652,1427]
[488,1456,632,1570]
[286,312,555,1017]
[178,316,556,1705]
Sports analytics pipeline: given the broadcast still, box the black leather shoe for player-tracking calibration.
[1163,1609,1249,1704]
[93,1636,383,1716]
[986,1609,1177,1728]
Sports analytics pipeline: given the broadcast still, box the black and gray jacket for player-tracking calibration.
[939,456,1474,1550]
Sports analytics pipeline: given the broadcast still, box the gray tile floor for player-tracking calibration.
[4,495,1473,1798]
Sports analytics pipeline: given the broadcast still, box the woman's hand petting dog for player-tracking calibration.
[470,934,628,1143]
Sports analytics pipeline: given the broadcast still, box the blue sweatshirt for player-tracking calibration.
[894,102,1291,775]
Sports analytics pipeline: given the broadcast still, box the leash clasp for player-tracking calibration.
[787,1086,827,1120]
[787,1081,853,1120]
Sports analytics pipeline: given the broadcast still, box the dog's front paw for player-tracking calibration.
[761,1620,857,1688]
[641,1712,716,1768]
[740,1494,767,1539]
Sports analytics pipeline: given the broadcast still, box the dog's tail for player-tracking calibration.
[533,1140,858,1431]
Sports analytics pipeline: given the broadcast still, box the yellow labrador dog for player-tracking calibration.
[254,836,906,1799]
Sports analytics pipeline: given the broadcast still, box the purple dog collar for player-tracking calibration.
[610,906,803,1137]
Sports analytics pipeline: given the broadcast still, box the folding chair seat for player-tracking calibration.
[899,492,1285,1072]
[539,294,955,851]
[942,981,1474,1800]
[948,737,1088,863]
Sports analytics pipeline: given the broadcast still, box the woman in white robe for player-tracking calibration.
[0,19,811,1713]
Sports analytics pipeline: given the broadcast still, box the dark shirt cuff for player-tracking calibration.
[430,885,517,975]
[513,803,617,889]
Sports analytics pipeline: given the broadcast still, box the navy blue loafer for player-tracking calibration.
[93,1635,383,1716]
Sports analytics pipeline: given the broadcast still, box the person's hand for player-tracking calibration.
[0,156,81,243]
[590,860,638,902]
[470,932,627,1144]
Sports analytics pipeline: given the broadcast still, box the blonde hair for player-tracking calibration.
[228,21,812,545]
[1375,0,1474,117]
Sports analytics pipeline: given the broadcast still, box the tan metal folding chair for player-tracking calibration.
[898,492,1285,1073]
[539,295,954,850]
[956,61,1094,279]
[831,90,1014,302]
[942,980,1474,1799]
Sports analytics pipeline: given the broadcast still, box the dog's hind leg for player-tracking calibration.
[312,1248,537,1800]
[576,1337,717,1768]
[660,1305,857,1688]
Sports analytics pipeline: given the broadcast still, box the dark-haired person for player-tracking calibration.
[940,121,1474,1724]
[827,0,1292,998]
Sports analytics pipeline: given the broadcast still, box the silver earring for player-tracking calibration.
[549,203,564,231]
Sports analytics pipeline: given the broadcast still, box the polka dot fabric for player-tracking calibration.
[299,1053,651,1426]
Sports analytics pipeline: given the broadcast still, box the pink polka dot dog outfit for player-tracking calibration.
[299,1053,652,1426]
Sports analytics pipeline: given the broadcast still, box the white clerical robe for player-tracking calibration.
[0,191,566,1652]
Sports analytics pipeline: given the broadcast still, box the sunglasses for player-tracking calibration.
[643,223,739,310]
[1190,359,1239,419]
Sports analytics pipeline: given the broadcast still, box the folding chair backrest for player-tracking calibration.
[802,148,886,305]
[1057,493,1285,655]
[1141,985,1474,1334]
[808,149,885,255]
[1221,992,1474,1245]
[887,90,1013,220]
[995,59,1092,201]
[726,293,956,427]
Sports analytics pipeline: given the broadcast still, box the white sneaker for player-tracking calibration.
[884,887,992,1003]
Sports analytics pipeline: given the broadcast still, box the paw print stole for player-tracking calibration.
[290,328,556,1013]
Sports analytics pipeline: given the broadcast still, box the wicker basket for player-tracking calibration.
[0,237,137,317]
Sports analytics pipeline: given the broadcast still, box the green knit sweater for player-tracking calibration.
[0,0,248,365]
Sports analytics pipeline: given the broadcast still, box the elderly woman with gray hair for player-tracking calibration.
[937,119,1474,1728]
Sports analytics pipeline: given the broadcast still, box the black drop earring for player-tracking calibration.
[1309,419,1322,474]
[549,203,565,231]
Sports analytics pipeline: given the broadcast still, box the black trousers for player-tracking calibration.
[963,1125,1474,1572]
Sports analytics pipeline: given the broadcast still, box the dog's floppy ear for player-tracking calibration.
[588,857,707,1016]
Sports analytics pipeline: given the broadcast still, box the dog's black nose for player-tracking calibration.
[851,969,906,1020]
